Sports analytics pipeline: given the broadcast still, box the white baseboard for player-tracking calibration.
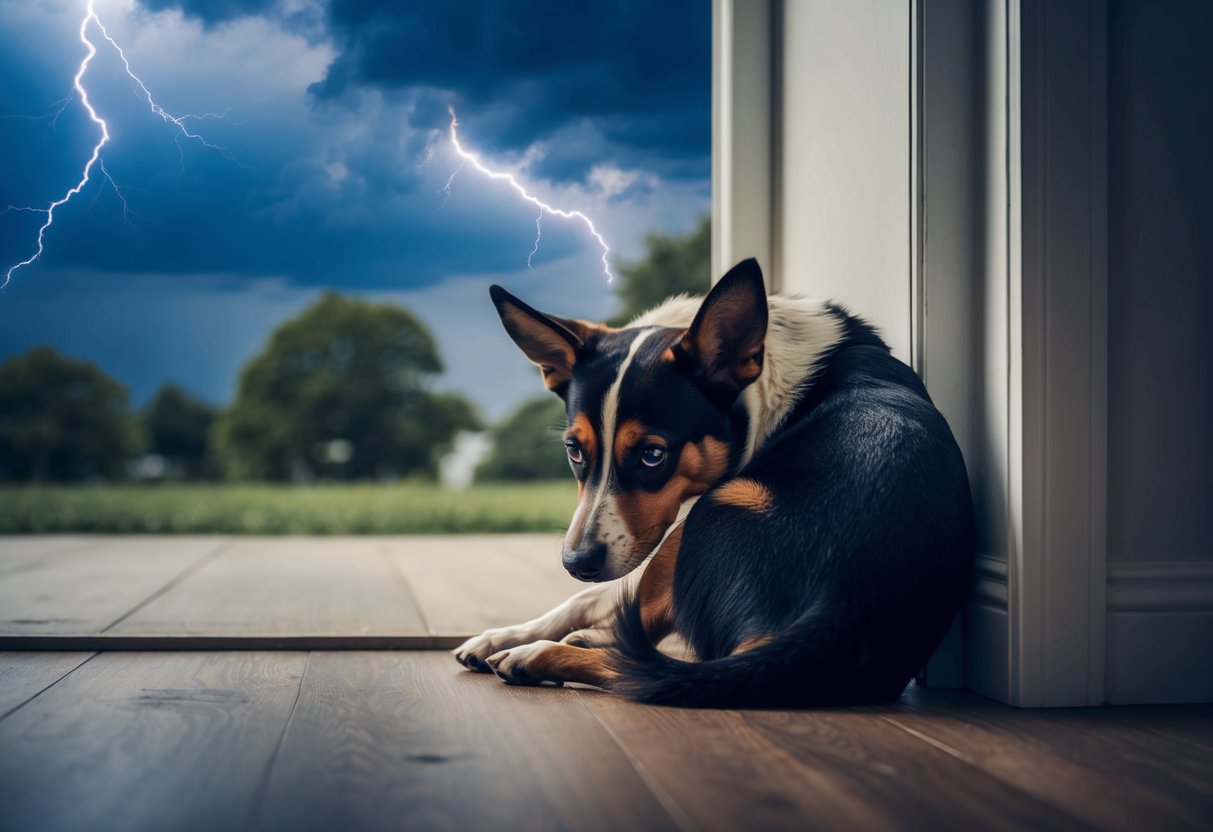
[1105,561,1213,704]
[965,555,1010,702]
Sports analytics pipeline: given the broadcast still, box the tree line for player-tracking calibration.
[0,217,709,484]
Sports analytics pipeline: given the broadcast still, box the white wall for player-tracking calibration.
[773,1,912,362]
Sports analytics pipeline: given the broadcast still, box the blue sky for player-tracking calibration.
[0,0,710,420]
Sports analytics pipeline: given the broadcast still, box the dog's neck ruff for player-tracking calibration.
[628,293,845,469]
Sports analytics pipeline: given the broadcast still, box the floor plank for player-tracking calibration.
[386,535,580,635]
[881,689,1213,831]
[251,652,677,832]
[582,692,1085,832]
[0,652,94,717]
[1098,703,1213,752]
[113,538,427,636]
[0,651,307,832]
[0,537,225,634]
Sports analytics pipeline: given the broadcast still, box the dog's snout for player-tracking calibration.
[563,543,608,581]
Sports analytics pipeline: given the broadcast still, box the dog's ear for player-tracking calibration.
[489,285,600,394]
[674,258,769,398]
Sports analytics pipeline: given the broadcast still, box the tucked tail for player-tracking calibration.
[605,592,881,709]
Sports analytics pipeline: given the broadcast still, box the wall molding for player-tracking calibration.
[973,555,1009,609]
[1105,561,1213,704]
[1107,561,1213,613]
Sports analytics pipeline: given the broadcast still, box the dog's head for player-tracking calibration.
[490,259,768,582]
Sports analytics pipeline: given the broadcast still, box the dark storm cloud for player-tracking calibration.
[3,0,707,289]
[312,0,711,181]
[133,0,710,182]
[138,0,279,26]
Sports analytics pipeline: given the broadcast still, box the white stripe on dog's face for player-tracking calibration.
[563,329,656,569]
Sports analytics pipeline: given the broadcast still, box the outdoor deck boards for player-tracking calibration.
[0,537,224,635]
[0,536,1210,831]
[0,534,574,645]
[110,538,429,637]
[383,534,580,634]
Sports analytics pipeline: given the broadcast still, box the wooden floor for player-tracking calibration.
[1,537,1211,831]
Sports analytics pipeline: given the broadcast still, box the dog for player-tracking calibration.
[454,258,975,707]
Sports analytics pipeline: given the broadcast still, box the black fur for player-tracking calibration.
[608,302,975,708]
[490,260,975,708]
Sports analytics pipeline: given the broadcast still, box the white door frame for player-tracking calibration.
[713,0,1109,706]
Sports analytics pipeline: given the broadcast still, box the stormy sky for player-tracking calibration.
[0,0,711,419]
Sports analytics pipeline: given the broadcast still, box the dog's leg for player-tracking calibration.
[487,641,617,687]
[453,569,641,672]
[484,525,685,687]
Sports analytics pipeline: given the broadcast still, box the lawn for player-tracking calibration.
[0,482,578,535]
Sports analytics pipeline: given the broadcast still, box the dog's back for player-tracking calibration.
[609,291,975,708]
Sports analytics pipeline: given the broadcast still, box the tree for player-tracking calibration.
[214,292,480,481]
[476,397,570,482]
[142,384,218,479]
[0,347,140,482]
[609,215,711,325]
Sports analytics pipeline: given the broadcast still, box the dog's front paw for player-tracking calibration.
[486,641,562,687]
[453,627,526,673]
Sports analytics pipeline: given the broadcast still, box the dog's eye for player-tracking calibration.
[640,445,667,467]
[565,440,584,465]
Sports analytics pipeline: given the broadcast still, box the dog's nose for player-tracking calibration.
[563,543,607,581]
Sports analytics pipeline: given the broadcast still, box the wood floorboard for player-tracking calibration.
[112,538,428,637]
[250,652,677,832]
[1096,703,1213,752]
[881,688,1213,831]
[587,688,1091,832]
[385,535,580,636]
[1,649,1210,832]
[0,538,225,634]
[0,651,307,832]
[0,651,94,717]
[581,690,1083,832]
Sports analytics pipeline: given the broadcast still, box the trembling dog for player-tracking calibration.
[454,258,974,707]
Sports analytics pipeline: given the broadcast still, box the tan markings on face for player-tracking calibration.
[613,418,650,467]
[615,435,730,563]
[566,412,597,499]
[637,523,682,642]
[712,478,775,514]
[731,634,773,655]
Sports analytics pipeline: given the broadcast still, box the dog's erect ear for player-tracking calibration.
[675,258,769,397]
[490,285,600,394]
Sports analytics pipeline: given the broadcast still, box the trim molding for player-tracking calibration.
[973,555,1009,609]
[712,0,773,287]
[1105,561,1213,704]
[1107,561,1213,613]
[1010,0,1108,707]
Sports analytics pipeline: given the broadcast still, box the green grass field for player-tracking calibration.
[0,482,578,535]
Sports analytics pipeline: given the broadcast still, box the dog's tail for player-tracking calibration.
[605,592,871,709]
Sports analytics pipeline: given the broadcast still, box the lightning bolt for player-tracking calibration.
[2,3,109,289]
[2,0,232,288]
[446,107,614,283]
[89,13,240,169]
